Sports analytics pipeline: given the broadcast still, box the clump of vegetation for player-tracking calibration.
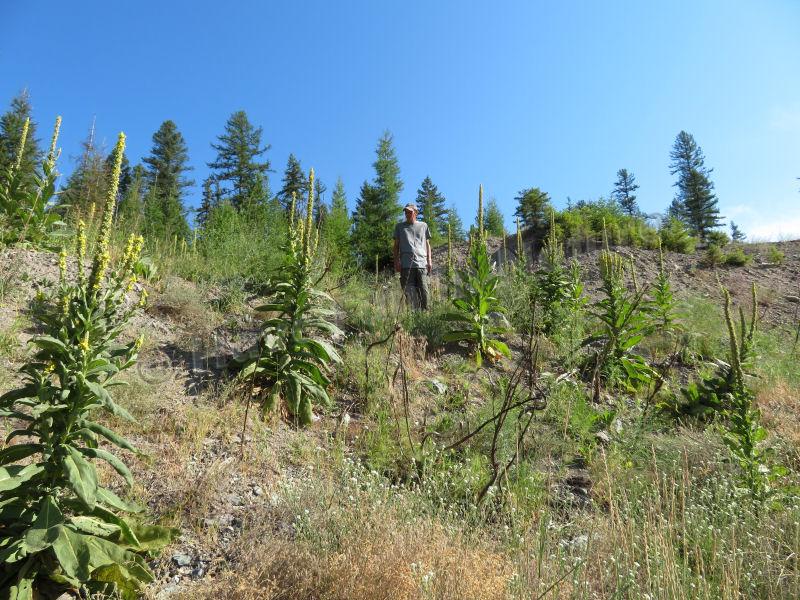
[766,246,785,265]
[724,246,752,266]
[700,243,726,267]
[0,133,176,598]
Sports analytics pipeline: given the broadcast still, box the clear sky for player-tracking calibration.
[1,0,798,239]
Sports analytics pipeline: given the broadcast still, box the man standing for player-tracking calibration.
[393,202,432,310]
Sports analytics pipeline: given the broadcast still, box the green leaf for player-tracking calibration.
[82,421,142,454]
[7,574,33,600]
[63,446,98,510]
[85,381,135,422]
[31,335,69,353]
[0,463,44,493]
[78,447,133,487]
[24,495,64,552]
[52,526,91,580]
[69,516,121,537]
[0,444,43,466]
[95,487,143,514]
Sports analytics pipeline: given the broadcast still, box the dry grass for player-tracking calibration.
[183,507,511,600]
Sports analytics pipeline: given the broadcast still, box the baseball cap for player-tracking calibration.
[403,203,419,212]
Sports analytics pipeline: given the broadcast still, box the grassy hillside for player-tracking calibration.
[2,232,800,599]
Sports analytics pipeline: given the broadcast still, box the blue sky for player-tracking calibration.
[2,0,798,239]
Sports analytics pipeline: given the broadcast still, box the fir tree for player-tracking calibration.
[208,110,271,211]
[445,204,465,242]
[482,198,505,237]
[322,176,351,258]
[612,168,639,216]
[314,177,328,226]
[351,130,404,266]
[141,120,193,240]
[415,176,447,245]
[0,90,41,183]
[669,131,722,241]
[513,187,551,229]
[277,153,308,213]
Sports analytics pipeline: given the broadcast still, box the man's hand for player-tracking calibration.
[427,262,432,275]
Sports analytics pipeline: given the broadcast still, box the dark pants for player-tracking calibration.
[400,268,429,310]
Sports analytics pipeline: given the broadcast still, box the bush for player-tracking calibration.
[660,217,696,254]
[766,246,785,265]
[724,247,752,267]
[700,244,725,267]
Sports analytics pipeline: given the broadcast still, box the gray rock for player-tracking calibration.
[229,494,242,506]
[594,430,611,445]
[156,584,183,599]
[191,567,205,579]
[786,295,800,303]
[253,486,264,497]
[217,513,235,527]
[172,553,191,567]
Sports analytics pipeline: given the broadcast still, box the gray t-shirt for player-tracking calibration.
[393,220,431,268]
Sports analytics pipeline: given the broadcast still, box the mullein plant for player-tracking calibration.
[232,169,342,425]
[715,285,786,504]
[649,239,683,336]
[443,185,510,366]
[583,230,654,393]
[0,116,65,248]
[0,133,176,599]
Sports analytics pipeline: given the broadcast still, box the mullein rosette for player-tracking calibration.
[0,132,175,598]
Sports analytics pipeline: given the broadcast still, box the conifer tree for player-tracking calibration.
[141,120,193,240]
[196,176,220,227]
[351,130,404,266]
[612,168,639,216]
[482,198,506,237]
[208,110,271,211]
[730,221,746,242]
[669,131,722,241]
[323,176,351,258]
[313,177,328,226]
[277,153,308,213]
[0,90,41,183]
[445,204,465,242]
[514,187,551,228]
[415,176,447,245]
[116,164,146,227]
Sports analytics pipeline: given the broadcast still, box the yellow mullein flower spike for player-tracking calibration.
[47,116,62,167]
[478,184,484,241]
[12,118,29,175]
[58,249,67,283]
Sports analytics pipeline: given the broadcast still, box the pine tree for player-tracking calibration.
[322,176,351,258]
[482,198,505,237]
[314,177,328,226]
[0,90,41,183]
[669,131,722,241]
[351,130,404,266]
[612,169,639,216]
[208,110,271,211]
[277,153,308,213]
[141,120,193,240]
[415,176,447,245]
[445,204,465,242]
[513,187,551,229]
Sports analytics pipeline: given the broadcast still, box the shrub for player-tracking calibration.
[0,133,176,598]
[660,217,696,254]
[725,247,752,267]
[700,244,725,267]
[766,246,785,265]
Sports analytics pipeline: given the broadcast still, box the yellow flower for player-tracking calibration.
[134,335,144,351]
[137,288,148,308]
[78,333,90,353]
[44,364,55,374]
